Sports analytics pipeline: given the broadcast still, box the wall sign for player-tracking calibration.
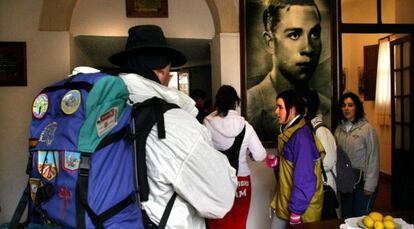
[0,42,27,86]
[126,0,168,18]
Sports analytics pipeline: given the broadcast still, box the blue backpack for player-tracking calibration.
[8,72,178,229]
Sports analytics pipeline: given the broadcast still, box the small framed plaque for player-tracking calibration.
[0,42,27,86]
[126,0,168,18]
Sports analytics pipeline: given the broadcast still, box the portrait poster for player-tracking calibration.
[240,0,336,144]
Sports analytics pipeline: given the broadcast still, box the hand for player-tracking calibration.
[289,212,302,224]
[265,153,278,168]
[364,190,373,196]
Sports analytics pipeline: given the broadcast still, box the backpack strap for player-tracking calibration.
[314,121,327,131]
[132,97,179,228]
[220,125,246,173]
[132,97,179,202]
[158,192,177,228]
[9,185,30,229]
[320,158,328,184]
[75,125,138,229]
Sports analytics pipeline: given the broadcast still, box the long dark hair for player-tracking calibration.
[276,89,305,123]
[215,85,240,117]
[337,92,365,123]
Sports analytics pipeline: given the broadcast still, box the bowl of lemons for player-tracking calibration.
[357,212,401,229]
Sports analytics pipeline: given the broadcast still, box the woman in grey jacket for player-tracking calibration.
[334,92,380,218]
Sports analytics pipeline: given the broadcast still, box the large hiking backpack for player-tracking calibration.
[9,71,178,229]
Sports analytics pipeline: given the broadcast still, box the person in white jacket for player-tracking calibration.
[108,25,237,229]
[303,90,337,192]
[203,85,267,229]
[302,90,338,219]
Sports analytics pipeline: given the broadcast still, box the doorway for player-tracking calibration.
[390,35,414,209]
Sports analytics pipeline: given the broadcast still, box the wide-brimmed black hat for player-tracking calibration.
[109,25,186,67]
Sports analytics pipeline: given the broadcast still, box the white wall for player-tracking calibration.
[70,0,215,38]
[210,33,241,97]
[0,0,71,222]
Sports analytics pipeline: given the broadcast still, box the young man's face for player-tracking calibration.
[266,5,322,83]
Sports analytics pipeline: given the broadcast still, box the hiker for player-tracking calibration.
[108,24,237,228]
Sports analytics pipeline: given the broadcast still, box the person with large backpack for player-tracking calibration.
[203,85,267,229]
[108,24,237,228]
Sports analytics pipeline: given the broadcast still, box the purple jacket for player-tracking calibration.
[271,118,323,222]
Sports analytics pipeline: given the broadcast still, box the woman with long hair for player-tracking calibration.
[204,85,267,229]
[334,92,380,218]
[270,89,324,228]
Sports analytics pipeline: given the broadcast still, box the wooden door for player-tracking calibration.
[390,35,414,209]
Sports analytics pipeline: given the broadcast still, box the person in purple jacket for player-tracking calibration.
[270,89,324,228]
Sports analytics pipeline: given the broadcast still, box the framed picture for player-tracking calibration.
[240,0,337,145]
[0,42,27,86]
[126,0,168,18]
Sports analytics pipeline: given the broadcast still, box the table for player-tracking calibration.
[289,210,414,229]
[289,218,344,229]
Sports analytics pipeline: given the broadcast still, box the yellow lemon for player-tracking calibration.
[369,212,384,222]
[383,220,396,229]
[363,215,375,228]
[383,215,394,222]
[374,221,384,229]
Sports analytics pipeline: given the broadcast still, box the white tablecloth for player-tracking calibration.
[339,216,414,229]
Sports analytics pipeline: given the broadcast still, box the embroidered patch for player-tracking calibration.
[96,107,118,137]
[29,178,41,203]
[61,90,81,115]
[58,186,71,219]
[32,93,49,119]
[63,151,80,171]
[39,122,57,146]
[38,151,59,181]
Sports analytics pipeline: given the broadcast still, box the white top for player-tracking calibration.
[119,72,238,229]
[311,115,337,192]
[203,110,266,176]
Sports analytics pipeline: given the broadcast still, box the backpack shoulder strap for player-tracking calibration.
[314,121,327,131]
[132,97,179,202]
[132,97,179,228]
[220,125,246,173]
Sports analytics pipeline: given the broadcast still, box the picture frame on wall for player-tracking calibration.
[239,0,337,145]
[126,0,168,18]
[0,42,27,86]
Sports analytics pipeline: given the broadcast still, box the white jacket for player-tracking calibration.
[311,115,337,192]
[203,110,266,176]
[120,73,237,229]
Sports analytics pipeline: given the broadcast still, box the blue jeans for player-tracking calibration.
[340,180,378,218]
[271,210,288,229]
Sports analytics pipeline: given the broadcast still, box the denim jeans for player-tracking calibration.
[270,210,288,229]
[340,179,378,218]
